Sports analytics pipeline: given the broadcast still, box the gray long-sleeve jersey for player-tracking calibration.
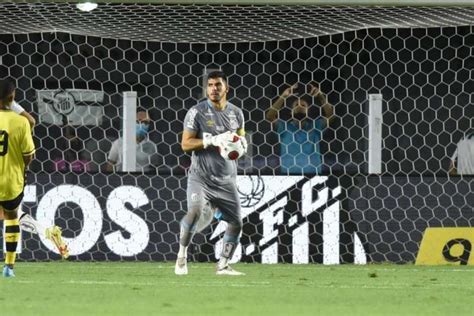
[183,99,245,179]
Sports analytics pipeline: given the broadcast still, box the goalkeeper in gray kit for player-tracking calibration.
[175,70,247,276]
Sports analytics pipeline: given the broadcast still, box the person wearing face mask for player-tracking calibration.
[266,82,333,175]
[106,110,158,172]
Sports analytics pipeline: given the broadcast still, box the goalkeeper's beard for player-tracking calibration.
[208,92,226,105]
[209,96,222,104]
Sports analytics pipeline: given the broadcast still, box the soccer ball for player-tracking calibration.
[219,135,245,160]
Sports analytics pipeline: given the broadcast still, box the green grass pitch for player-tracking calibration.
[1,262,473,316]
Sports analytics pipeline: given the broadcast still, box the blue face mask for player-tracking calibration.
[136,123,149,138]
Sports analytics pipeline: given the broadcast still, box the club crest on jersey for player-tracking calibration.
[191,193,200,202]
[206,120,215,127]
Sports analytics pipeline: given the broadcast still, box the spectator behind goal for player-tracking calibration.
[449,130,474,175]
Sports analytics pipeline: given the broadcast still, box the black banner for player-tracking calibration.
[3,174,472,264]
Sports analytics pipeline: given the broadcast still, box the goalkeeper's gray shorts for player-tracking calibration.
[186,173,242,226]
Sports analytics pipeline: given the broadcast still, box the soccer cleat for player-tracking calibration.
[2,265,15,278]
[216,265,245,276]
[45,226,69,259]
[175,257,188,275]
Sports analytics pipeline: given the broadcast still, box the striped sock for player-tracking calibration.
[4,218,20,267]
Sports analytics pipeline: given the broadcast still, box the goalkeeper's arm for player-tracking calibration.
[181,130,205,153]
[181,130,233,153]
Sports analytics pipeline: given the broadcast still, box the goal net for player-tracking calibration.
[0,2,473,264]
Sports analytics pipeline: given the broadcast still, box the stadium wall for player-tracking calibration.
[4,174,471,264]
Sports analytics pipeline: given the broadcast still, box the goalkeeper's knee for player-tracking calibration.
[226,220,243,237]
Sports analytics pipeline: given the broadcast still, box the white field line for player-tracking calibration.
[15,279,271,288]
[230,265,474,273]
[17,264,474,273]
[17,264,172,269]
[14,279,471,290]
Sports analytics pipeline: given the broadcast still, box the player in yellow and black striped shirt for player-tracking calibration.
[0,85,69,270]
[0,79,35,278]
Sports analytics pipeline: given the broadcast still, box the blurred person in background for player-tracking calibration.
[54,124,90,173]
[449,129,474,175]
[266,82,333,175]
[106,109,159,172]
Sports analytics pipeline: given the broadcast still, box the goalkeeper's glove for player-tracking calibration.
[240,135,248,154]
[203,131,233,149]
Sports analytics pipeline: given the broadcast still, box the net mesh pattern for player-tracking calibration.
[0,3,473,42]
[0,3,472,263]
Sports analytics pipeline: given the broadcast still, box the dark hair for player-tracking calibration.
[207,70,227,83]
[0,79,16,103]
